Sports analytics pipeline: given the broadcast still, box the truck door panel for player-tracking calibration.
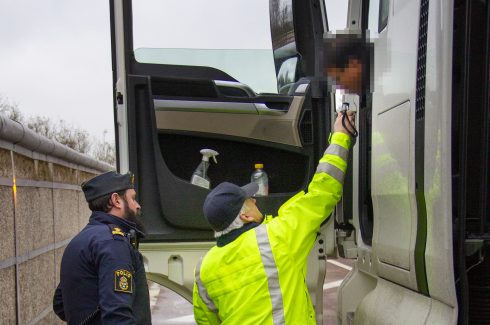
[372,101,416,279]
[369,0,420,291]
[111,1,331,320]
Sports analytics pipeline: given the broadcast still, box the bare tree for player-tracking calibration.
[1,95,115,165]
[0,96,24,123]
[92,138,116,166]
[26,116,91,154]
[27,115,55,138]
[54,120,91,154]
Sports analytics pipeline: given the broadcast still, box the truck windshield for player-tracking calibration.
[132,0,278,94]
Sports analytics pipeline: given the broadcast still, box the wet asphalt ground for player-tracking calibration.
[150,258,355,325]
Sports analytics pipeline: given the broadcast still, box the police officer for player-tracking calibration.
[53,171,151,324]
[193,111,356,324]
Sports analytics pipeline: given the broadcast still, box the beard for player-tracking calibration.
[122,199,146,233]
[123,203,140,221]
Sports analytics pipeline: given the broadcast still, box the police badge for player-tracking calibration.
[114,269,133,293]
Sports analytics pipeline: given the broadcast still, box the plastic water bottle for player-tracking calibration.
[251,163,269,196]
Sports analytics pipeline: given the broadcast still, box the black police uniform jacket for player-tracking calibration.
[53,211,151,324]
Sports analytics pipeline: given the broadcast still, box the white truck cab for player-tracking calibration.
[110,1,490,324]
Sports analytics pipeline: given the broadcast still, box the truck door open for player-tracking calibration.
[110,0,336,323]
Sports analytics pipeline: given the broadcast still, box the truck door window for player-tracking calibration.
[131,0,278,94]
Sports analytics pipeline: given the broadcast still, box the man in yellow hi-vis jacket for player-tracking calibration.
[192,110,355,325]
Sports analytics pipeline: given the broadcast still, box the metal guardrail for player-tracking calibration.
[0,112,113,172]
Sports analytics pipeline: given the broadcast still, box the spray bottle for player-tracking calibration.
[190,149,219,189]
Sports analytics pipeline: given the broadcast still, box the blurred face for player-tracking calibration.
[120,189,141,222]
[241,198,264,223]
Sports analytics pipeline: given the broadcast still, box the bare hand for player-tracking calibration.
[333,111,356,136]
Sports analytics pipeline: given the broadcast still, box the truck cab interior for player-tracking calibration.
[112,0,335,241]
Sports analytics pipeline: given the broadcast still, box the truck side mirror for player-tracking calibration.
[277,57,298,94]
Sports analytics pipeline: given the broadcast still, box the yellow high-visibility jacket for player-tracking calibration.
[193,132,351,325]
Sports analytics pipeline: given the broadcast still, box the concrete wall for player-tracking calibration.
[0,114,112,324]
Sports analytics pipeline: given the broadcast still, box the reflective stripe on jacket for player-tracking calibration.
[193,132,351,325]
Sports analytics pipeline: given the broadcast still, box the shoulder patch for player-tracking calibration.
[112,227,125,237]
[114,269,133,294]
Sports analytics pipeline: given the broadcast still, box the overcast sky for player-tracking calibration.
[0,0,113,140]
[0,0,347,142]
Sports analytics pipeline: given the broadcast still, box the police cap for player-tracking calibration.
[82,171,134,202]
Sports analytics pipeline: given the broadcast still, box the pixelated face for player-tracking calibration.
[326,58,362,94]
